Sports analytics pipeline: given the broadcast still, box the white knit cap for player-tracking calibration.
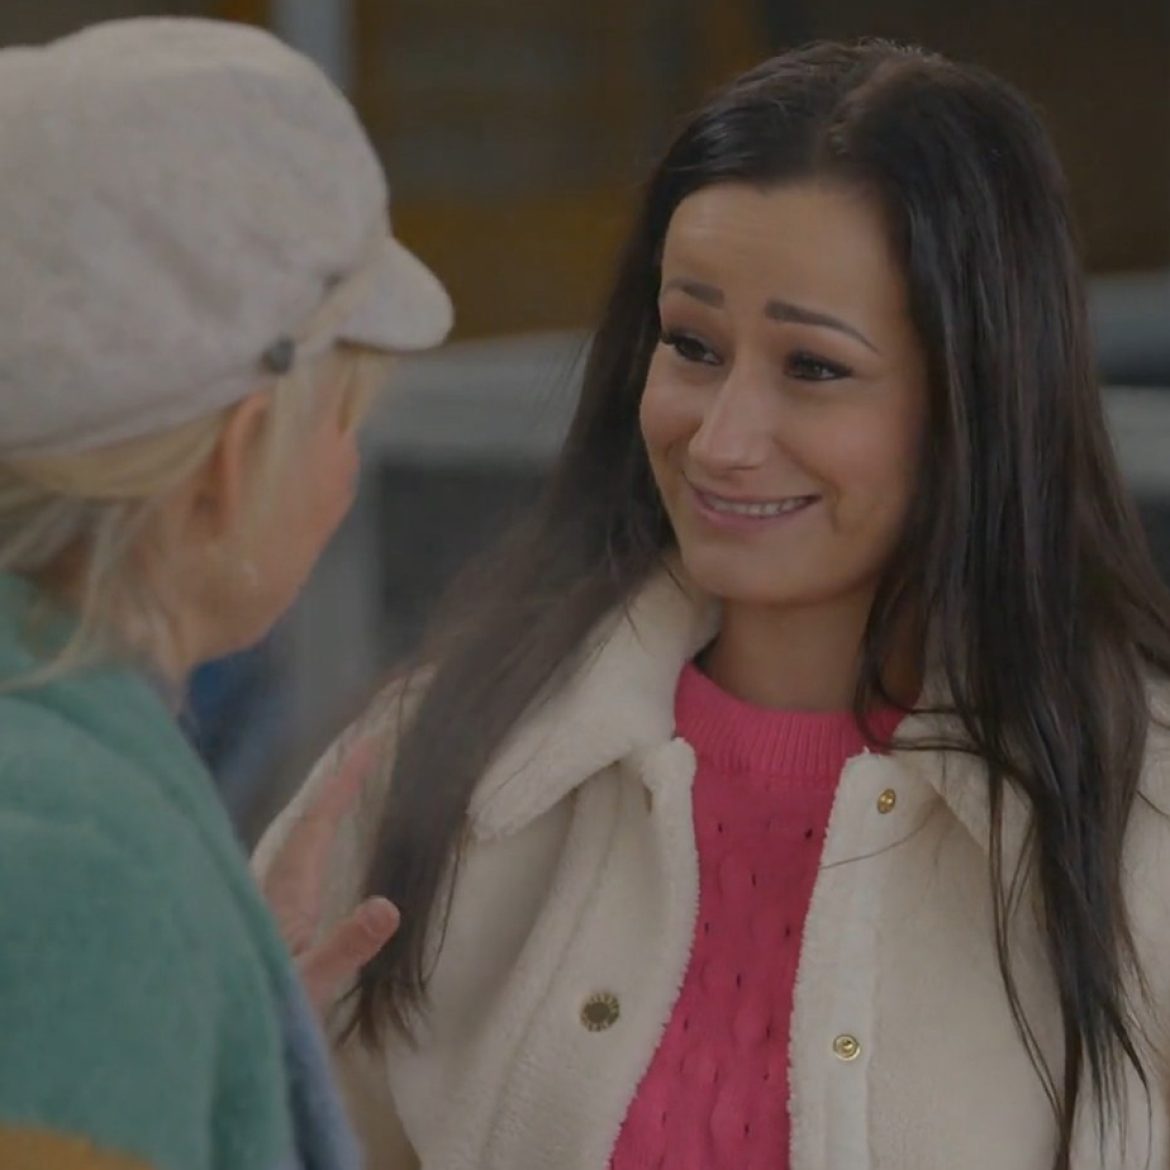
[0,17,454,457]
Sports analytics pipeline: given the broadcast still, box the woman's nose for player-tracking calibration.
[687,368,773,474]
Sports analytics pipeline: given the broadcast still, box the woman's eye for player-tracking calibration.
[788,351,852,382]
[660,329,720,366]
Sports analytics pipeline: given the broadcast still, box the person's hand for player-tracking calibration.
[260,740,400,1014]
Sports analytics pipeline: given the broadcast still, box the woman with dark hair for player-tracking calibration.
[258,40,1170,1170]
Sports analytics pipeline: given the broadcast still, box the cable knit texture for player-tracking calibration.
[610,662,903,1170]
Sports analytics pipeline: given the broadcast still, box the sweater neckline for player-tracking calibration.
[674,660,906,777]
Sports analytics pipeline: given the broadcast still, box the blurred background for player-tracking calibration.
[4,0,1168,839]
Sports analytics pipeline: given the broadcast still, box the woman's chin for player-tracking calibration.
[676,544,803,609]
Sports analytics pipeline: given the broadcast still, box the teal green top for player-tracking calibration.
[0,574,360,1170]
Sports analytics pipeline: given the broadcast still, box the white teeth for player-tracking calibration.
[703,493,812,518]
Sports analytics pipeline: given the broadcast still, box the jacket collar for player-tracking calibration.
[467,561,1034,858]
[468,563,718,839]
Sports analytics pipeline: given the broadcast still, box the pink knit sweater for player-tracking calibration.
[610,662,902,1170]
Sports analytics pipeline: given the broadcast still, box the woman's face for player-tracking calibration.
[640,180,929,613]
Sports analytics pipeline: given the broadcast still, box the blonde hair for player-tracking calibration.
[0,340,392,686]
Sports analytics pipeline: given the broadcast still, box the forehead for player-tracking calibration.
[660,181,908,320]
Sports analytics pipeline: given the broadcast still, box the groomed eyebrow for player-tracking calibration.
[661,277,725,307]
[660,276,879,354]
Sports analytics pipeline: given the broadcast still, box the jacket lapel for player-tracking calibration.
[469,564,717,840]
[891,716,1034,864]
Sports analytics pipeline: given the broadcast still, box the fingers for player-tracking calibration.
[305,737,378,825]
[299,897,401,1014]
[261,738,379,950]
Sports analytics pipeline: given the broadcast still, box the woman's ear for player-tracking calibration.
[180,390,273,547]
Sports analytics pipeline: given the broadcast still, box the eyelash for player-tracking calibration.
[660,329,718,365]
[658,329,853,382]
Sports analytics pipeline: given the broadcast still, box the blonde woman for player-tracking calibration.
[0,18,450,1170]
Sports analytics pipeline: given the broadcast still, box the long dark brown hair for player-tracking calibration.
[351,41,1170,1165]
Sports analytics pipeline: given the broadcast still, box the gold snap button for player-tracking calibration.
[877,789,897,814]
[832,1033,862,1061]
[580,991,621,1032]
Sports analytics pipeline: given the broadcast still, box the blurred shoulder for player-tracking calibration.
[0,690,202,865]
